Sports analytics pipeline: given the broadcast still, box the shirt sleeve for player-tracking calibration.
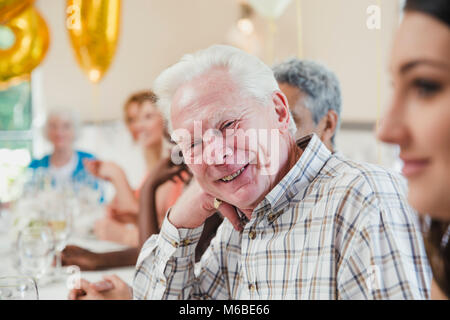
[337,205,431,300]
[132,211,231,300]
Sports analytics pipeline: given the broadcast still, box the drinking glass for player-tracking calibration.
[17,225,55,282]
[0,276,39,300]
[44,204,73,278]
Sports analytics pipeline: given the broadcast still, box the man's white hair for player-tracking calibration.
[154,44,297,135]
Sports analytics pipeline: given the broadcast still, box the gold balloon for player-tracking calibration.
[0,0,34,24]
[66,0,121,83]
[0,6,50,84]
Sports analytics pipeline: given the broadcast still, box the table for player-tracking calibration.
[0,232,136,300]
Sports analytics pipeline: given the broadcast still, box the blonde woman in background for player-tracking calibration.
[84,91,182,246]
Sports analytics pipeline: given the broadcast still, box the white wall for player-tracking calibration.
[35,0,400,123]
[34,0,239,122]
[31,0,403,183]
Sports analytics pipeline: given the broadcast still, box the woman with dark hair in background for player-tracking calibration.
[378,0,450,299]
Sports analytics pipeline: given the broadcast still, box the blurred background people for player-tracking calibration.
[61,91,223,273]
[273,58,341,152]
[378,0,450,300]
[84,90,180,246]
[29,108,95,186]
[61,157,190,271]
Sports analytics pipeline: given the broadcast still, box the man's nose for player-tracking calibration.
[204,137,233,165]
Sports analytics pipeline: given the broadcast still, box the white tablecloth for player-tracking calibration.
[0,232,136,300]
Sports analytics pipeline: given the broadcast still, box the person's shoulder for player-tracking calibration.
[314,153,411,217]
[28,154,50,168]
[325,153,406,192]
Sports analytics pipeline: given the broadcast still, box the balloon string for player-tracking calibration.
[296,0,303,58]
[267,18,276,64]
[92,83,100,124]
[375,0,382,165]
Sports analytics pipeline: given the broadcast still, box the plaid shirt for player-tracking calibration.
[133,134,431,300]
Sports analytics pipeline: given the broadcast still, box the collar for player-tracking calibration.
[242,133,332,224]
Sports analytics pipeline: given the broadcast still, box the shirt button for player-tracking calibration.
[248,283,256,291]
[181,239,191,246]
[171,241,179,248]
[248,230,256,240]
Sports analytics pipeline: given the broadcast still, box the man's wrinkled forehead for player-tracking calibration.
[171,69,242,130]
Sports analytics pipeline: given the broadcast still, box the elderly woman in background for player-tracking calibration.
[29,108,98,188]
[378,0,450,299]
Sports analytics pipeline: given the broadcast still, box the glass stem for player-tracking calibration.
[56,250,62,274]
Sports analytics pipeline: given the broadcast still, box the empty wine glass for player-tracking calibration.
[17,225,55,282]
[0,276,39,300]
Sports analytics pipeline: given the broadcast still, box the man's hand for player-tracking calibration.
[68,275,132,300]
[168,179,243,232]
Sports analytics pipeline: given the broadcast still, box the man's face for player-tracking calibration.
[278,83,317,140]
[171,68,289,210]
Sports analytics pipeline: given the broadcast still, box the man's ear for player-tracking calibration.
[318,110,338,144]
[272,91,291,132]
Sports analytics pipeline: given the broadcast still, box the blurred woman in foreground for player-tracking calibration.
[378,0,450,299]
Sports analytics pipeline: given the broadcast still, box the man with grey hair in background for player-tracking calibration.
[273,58,341,152]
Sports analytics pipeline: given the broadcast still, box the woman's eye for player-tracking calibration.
[413,79,442,98]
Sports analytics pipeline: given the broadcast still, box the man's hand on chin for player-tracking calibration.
[167,179,243,232]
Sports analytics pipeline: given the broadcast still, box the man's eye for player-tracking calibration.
[413,79,442,98]
[221,121,236,130]
[190,141,201,149]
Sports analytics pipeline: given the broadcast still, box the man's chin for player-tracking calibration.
[219,188,262,212]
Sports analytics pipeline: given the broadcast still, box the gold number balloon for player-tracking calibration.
[66,0,121,84]
[0,0,34,24]
[0,6,50,85]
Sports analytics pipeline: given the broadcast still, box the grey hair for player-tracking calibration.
[44,107,82,141]
[154,44,297,136]
[272,58,341,144]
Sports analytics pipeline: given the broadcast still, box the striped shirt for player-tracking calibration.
[133,134,431,300]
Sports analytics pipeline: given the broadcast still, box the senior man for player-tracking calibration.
[133,45,430,299]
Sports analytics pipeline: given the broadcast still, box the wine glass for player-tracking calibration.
[44,203,73,278]
[0,276,39,300]
[17,225,55,282]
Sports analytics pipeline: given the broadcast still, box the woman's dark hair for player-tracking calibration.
[405,0,450,27]
[421,219,450,297]
[404,0,450,298]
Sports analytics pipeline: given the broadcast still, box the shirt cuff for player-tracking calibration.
[158,209,205,258]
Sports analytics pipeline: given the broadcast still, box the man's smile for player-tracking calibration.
[218,164,249,182]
